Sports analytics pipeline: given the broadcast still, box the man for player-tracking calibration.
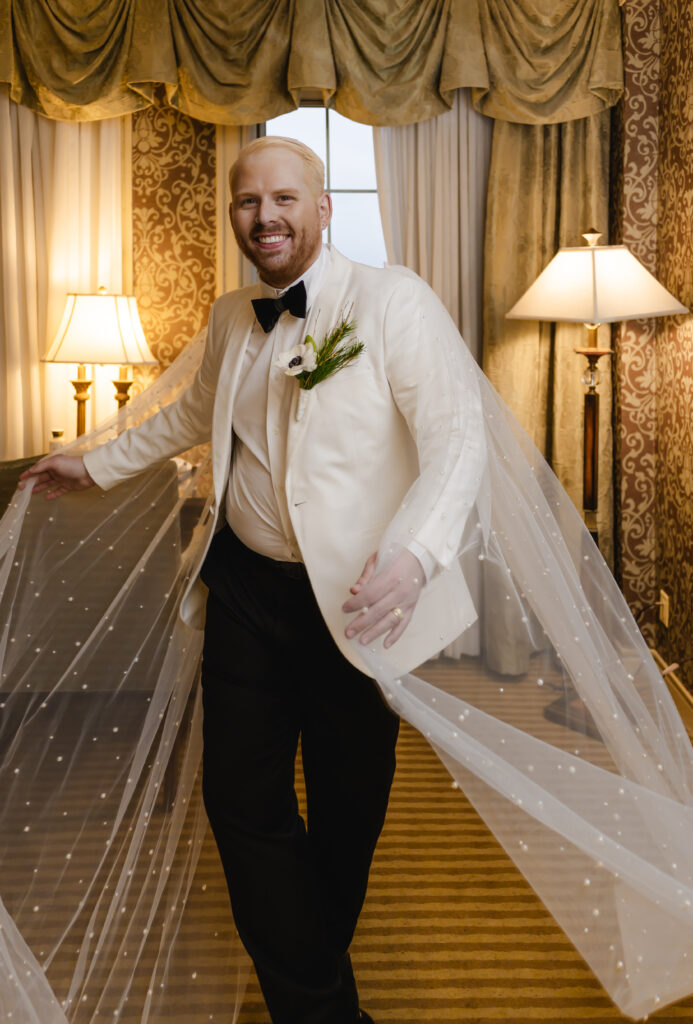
[20,136,484,1024]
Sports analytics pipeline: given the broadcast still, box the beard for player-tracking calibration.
[234,217,323,288]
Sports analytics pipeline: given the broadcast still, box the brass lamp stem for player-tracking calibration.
[70,364,92,437]
[584,323,600,349]
[113,365,134,409]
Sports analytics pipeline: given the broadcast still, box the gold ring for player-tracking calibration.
[392,606,403,621]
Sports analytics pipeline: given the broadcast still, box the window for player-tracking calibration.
[265,108,387,268]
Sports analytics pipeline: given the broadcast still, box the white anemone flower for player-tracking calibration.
[274,344,317,376]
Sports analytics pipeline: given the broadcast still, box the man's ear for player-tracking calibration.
[318,192,332,231]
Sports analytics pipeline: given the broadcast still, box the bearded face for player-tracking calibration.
[230,149,331,288]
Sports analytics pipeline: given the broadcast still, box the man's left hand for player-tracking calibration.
[342,549,424,649]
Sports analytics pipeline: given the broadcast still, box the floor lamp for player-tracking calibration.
[43,288,157,436]
[506,231,688,544]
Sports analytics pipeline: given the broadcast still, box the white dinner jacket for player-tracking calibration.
[84,247,484,677]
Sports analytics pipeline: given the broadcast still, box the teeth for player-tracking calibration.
[258,234,287,243]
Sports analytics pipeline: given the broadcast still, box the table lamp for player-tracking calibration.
[506,231,688,542]
[44,288,157,436]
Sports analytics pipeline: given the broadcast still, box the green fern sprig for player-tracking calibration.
[297,316,364,391]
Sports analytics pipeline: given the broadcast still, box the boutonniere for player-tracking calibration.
[274,312,364,419]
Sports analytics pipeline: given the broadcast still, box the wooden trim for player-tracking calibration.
[651,648,693,734]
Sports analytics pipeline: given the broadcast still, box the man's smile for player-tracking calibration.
[254,232,290,249]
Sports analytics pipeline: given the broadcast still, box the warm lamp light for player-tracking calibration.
[507,231,688,541]
[44,289,157,436]
[506,241,688,325]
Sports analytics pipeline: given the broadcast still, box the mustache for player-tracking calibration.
[250,225,291,239]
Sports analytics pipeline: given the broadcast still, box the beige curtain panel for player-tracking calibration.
[0,0,622,126]
[483,112,615,564]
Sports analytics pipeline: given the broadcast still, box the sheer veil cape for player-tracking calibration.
[1,315,693,1021]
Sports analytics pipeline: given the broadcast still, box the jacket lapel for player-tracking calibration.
[285,249,354,469]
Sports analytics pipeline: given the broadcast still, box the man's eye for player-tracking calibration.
[240,198,258,207]
[278,195,295,202]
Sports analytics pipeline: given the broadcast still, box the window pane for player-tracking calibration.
[328,112,377,190]
[329,193,387,267]
[265,108,327,176]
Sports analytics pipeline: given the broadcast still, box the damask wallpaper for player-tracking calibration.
[131,96,217,394]
[608,0,692,684]
[654,0,693,686]
[611,1,660,642]
[614,0,693,684]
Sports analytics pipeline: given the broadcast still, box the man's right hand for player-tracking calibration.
[18,455,96,500]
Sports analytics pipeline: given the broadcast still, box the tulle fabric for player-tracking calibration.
[354,318,693,1019]
[0,335,248,1023]
[2,323,693,1022]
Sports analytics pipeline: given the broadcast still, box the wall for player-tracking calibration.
[614,0,693,687]
[131,95,217,395]
[655,0,693,683]
[611,1,660,643]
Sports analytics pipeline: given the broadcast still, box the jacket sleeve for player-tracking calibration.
[380,273,487,570]
[83,302,225,491]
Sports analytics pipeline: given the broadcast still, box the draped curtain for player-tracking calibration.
[372,89,492,361]
[484,114,614,565]
[0,89,126,460]
[0,89,46,459]
[0,0,622,128]
[0,86,125,460]
[371,93,612,670]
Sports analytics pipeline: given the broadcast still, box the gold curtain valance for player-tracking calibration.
[0,0,622,126]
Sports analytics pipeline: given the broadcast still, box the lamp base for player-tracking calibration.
[70,365,92,437]
[113,377,134,409]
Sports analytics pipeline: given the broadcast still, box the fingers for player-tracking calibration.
[18,468,64,494]
[359,604,414,648]
[348,552,377,596]
[18,464,47,489]
[18,457,61,490]
[344,549,426,648]
[30,480,62,498]
[343,554,379,611]
[17,456,94,497]
[18,470,53,490]
[344,582,409,640]
[382,607,413,648]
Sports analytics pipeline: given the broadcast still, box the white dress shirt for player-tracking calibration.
[225,246,330,562]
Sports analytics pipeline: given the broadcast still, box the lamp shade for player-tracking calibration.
[507,245,688,323]
[44,292,157,365]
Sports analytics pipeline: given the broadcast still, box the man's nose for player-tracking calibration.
[255,198,278,224]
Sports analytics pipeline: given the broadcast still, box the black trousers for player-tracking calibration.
[200,526,399,1024]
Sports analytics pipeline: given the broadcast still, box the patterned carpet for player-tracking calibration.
[6,660,693,1023]
[228,715,693,1024]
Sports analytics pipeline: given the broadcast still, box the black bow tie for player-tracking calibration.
[251,280,307,333]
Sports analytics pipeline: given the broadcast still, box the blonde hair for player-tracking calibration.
[229,136,326,198]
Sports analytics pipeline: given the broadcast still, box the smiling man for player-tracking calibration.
[20,136,485,1024]
[231,141,330,286]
